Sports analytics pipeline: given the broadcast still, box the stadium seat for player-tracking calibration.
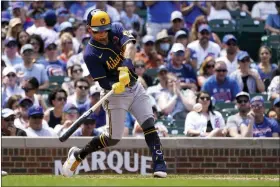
[262,35,280,64]
[236,19,266,61]
[145,68,158,79]
[208,19,236,41]
[250,93,268,101]
[49,76,66,87]
[229,10,251,20]
[214,102,236,111]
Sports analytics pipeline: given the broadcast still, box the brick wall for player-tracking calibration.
[2,138,280,175]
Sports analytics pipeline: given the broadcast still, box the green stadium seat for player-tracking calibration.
[214,102,236,111]
[236,19,266,61]
[230,10,251,20]
[49,76,66,86]
[145,68,158,79]
[208,19,236,40]
[250,93,268,101]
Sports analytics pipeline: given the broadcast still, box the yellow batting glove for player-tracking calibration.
[112,82,125,94]
[118,67,130,86]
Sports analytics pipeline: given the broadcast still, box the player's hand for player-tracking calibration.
[112,82,125,94]
[118,67,130,86]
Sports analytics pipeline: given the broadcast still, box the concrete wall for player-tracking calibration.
[2,137,280,175]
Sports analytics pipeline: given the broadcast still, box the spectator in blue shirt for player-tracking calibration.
[167,43,197,91]
[265,2,280,35]
[167,11,189,37]
[239,96,279,137]
[201,60,240,102]
[272,98,280,127]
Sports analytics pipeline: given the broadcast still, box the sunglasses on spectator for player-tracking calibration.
[63,41,73,45]
[251,103,263,108]
[6,43,17,48]
[226,42,237,46]
[56,97,66,101]
[135,64,145,68]
[30,115,44,119]
[173,19,182,23]
[65,109,78,114]
[4,115,16,122]
[7,73,16,78]
[215,69,227,73]
[200,31,210,35]
[73,69,83,73]
[174,51,185,57]
[206,64,215,68]
[77,86,89,90]
[22,87,34,92]
[145,41,154,46]
[47,45,57,51]
[240,57,250,63]
[84,122,95,126]
[237,99,249,104]
[200,96,210,101]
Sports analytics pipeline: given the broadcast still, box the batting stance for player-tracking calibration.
[62,9,167,178]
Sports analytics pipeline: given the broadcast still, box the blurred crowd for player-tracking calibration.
[1,1,280,138]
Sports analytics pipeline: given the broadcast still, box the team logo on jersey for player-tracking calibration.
[123,30,133,37]
[100,18,106,25]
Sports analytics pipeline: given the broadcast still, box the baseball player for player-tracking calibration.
[62,9,167,178]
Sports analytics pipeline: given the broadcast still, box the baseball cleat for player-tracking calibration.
[151,144,167,178]
[62,147,82,177]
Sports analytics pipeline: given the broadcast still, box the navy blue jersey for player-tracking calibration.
[83,23,138,90]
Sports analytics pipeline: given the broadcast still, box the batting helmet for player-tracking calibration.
[87,9,111,32]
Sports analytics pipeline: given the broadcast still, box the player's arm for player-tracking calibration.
[122,41,136,61]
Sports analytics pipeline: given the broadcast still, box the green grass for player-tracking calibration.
[2,174,279,186]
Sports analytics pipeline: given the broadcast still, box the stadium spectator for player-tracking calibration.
[58,32,75,63]
[145,1,178,38]
[79,83,106,128]
[14,98,33,130]
[72,21,86,53]
[167,43,197,91]
[201,60,240,102]
[54,8,70,32]
[157,73,195,120]
[184,91,226,137]
[265,2,280,35]
[267,108,278,120]
[180,1,211,29]
[72,116,101,136]
[123,112,136,137]
[2,37,23,67]
[112,2,124,16]
[1,108,27,136]
[197,55,215,88]
[16,30,30,50]
[253,46,278,90]
[267,76,280,101]
[227,92,251,137]
[44,88,68,129]
[25,105,57,137]
[207,2,232,21]
[174,30,189,47]
[69,2,94,21]
[155,29,172,62]
[2,67,25,106]
[135,35,163,69]
[167,11,188,37]
[58,21,74,37]
[6,18,22,39]
[230,51,265,94]
[54,103,80,136]
[67,78,90,108]
[272,98,280,126]
[239,96,279,137]
[226,1,250,15]
[121,1,143,32]
[189,15,222,46]
[62,64,84,96]
[29,34,47,66]
[251,1,278,21]
[134,60,154,88]
[14,45,49,90]
[187,24,221,70]
[5,95,22,112]
[11,2,33,30]
[26,8,45,35]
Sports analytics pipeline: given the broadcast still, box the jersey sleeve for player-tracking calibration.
[83,53,107,81]
[113,23,136,47]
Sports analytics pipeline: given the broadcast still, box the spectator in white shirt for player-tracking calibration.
[25,105,57,137]
[207,2,232,21]
[26,9,45,35]
[251,1,278,21]
[67,78,90,108]
[2,37,23,67]
[187,24,221,70]
[268,76,280,101]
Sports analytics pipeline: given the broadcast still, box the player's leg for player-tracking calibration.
[129,83,167,178]
[62,103,127,177]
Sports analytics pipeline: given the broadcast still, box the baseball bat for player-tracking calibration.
[59,90,114,142]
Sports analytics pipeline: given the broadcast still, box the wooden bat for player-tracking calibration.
[59,90,114,142]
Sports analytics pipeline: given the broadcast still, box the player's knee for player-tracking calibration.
[141,117,155,130]
[105,137,120,146]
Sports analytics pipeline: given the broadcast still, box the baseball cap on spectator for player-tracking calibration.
[56,7,69,17]
[174,30,188,40]
[12,2,23,9]
[4,37,17,47]
[171,43,185,53]
[20,44,34,54]
[90,84,102,96]
[273,98,280,106]
[59,21,73,32]
[2,11,11,23]
[142,35,155,44]
[9,18,22,28]
[2,108,15,118]
[235,91,250,100]
[28,105,44,117]
[170,11,183,22]
[157,65,168,73]
[198,24,211,33]
[44,40,57,50]
[84,114,96,124]
[223,34,237,44]
[237,51,250,61]
[19,98,33,108]
[44,10,57,27]
[29,9,45,20]
[156,29,170,42]
[63,103,78,113]
[250,96,264,104]
[2,66,16,77]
